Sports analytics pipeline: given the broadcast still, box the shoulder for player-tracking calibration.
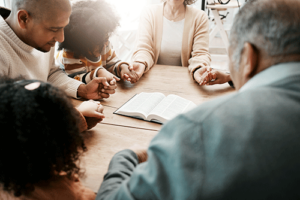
[0,35,9,66]
[183,85,291,126]
[140,3,163,19]
[143,4,163,13]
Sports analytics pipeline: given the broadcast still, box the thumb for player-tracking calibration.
[93,111,105,119]
[113,76,121,81]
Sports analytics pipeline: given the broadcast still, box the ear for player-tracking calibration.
[17,10,30,29]
[241,42,259,79]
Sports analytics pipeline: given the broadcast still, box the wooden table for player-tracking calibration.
[73,64,235,192]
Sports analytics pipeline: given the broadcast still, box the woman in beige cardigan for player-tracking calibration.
[131,0,213,84]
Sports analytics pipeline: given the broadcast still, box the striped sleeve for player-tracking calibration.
[56,50,93,83]
[101,41,129,77]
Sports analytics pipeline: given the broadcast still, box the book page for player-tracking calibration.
[118,92,166,117]
[148,94,196,122]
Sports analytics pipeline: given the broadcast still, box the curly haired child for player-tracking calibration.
[56,0,139,85]
[0,76,104,200]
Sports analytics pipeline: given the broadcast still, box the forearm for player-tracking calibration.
[48,65,83,98]
[188,54,211,78]
[132,9,156,73]
[74,108,88,132]
[96,149,139,200]
[188,13,211,78]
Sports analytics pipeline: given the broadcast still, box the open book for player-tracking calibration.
[114,92,197,124]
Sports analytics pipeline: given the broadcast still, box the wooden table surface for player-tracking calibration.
[72,64,235,192]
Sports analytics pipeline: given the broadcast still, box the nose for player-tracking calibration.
[55,29,65,43]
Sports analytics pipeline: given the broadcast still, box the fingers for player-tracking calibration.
[206,78,223,85]
[113,76,121,82]
[102,83,117,90]
[109,79,116,86]
[101,88,116,94]
[99,92,110,99]
[97,104,104,113]
[128,64,133,71]
[123,74,132,82]
[199,71,210,85]
[124,74,129,79]
[132,63,145,78]
[92,111,105,119]
[88,100,101,105]
[93,77,110,87]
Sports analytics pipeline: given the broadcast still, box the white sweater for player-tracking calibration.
[0,16,83,98]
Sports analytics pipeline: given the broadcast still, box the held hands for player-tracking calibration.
[76,100,105,129]
[132,62,146,80]
[77,77,117,99]
[194,67,231,86]
[97,68,120,84]
[119,64,140,83]
[76,100,105,119]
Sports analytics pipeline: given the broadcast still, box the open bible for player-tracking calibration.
[114,92,197,124]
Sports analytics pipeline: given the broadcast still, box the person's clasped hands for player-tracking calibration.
[76,100,105,129]
[193,66,231,86]
[114,62,145,84]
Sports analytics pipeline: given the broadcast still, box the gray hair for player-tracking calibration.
[230,0,300,70]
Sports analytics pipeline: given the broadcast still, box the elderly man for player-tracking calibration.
[0,0,117,99]
[96,0,300,199]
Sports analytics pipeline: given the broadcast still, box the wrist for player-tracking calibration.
[193,67,201,79]
[134,61,146,71]
[96,67,105,77]
[118,64,129,77]
[225,72,232,82]
[77,84,87,99]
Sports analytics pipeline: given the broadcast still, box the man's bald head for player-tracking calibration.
[11,0,71,21]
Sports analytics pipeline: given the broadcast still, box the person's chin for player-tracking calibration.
[36,43,54,53]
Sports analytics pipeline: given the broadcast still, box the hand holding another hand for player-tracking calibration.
[119,64,140,83]
[132,62,146,80]
[193,66,213,85]
[76,100,104,119]
[194,67,231,86]
[77,77,117,100]
[76,100,105,129]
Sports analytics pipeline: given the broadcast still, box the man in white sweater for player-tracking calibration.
[0,0,117,99]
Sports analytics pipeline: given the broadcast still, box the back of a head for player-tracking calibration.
[230,0,300,68]
[58,0,120,58]
[0,76,85,197]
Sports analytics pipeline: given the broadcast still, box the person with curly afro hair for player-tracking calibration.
[0,76,104,200]
[56,0,140,85]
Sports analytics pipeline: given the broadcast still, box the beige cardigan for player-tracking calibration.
[132,3,211,78]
